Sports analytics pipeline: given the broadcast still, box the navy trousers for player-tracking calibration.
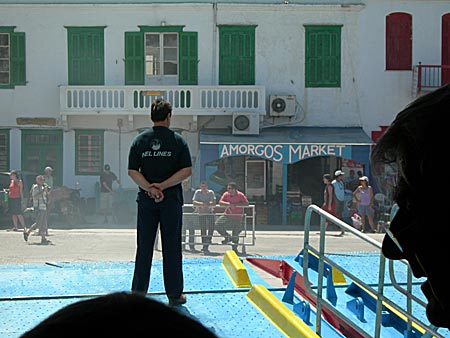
[131,191,183,299]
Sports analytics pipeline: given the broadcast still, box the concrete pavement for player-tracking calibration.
[0,214,384,265]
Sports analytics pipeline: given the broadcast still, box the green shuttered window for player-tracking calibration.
[305,25,341,88]
[219,26,256,85]
[67,27,105,85]
[75,130,104,175]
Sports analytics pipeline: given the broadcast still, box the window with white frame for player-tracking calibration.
[75,130,104,175]
[0,28,25,88]
[145,33,178,76]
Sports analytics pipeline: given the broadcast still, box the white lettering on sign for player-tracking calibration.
[219,144,349,164]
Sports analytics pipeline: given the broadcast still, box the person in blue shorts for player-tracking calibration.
[128,99,192,307]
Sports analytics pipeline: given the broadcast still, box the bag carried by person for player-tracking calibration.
[351,213,362,230]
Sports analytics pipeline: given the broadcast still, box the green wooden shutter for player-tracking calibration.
[124,32,144,85]
[67,27,105,85]
[219,26,255,85]
[179,32,198,85]
[10,32,26,86]
[305,26,341,88]
[0,129,10,171]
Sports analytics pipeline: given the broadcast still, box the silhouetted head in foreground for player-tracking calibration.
[21,292,217,337]
[371,83,450,328]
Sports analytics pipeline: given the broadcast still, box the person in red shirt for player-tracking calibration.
[214,182,249,253]
[6,170,27,232]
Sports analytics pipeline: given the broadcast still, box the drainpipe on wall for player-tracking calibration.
[212,2,218,84]
[117,118,123,182]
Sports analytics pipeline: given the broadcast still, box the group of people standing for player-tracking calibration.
[5,167,54,244]
[322,168,376,234]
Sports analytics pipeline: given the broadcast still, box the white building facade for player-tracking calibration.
[1,0,448,223]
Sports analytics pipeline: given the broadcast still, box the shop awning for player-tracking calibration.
[200,127,374,165]
[200,126,374,145]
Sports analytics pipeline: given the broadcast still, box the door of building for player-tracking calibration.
[21,129,63,186]
[245,160,266,201]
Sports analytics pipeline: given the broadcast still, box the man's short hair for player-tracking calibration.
[227,182,237,189]
[151,99,172,122]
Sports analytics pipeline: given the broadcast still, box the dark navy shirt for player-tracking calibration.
[128,126,192,203]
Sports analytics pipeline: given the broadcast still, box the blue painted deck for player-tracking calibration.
[0,254,449,338]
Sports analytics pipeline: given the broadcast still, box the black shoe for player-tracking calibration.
[41,239,51,245]
[23,231,29,242]
[231,244,238,254]
[169,294,187,307]
[222,237,232,244]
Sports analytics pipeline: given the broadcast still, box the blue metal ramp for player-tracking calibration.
[0,257,345,338]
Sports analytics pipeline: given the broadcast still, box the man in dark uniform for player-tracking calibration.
[127,99,192,306]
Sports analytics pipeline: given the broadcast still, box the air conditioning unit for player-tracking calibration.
[269,95,296,117]
[232,113,260,135]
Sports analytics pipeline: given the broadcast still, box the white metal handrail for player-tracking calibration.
[302,204,443,338]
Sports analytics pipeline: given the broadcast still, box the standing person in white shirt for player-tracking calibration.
[192,181,216,254]
[43,167,54,190]
[332,169,346,236]
[182,179,196,251]
[24,175,50,245]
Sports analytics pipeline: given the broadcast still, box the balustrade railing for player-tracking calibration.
[417,63,450,92]
[59,85,266,116]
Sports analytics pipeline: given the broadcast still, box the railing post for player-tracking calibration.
[417,62,422,92]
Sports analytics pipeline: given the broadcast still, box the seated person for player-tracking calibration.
[214,182,249,252]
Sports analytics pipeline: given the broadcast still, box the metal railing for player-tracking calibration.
[416,63,450,92]
[181,204,256,254]
[59,85,266,116]
[302,204,443,338]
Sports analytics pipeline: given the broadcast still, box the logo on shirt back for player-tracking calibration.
[151,139,161,151]
[141,139,172,157]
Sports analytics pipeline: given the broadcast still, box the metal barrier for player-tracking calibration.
[181,204,256,254]
[302,204,443,338]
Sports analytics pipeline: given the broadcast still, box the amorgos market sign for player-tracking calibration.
[219,143,351,164]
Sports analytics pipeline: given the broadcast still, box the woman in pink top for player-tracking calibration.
[353,176,376,233]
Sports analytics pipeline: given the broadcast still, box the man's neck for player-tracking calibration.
[153,121,169,128]
[153,114,170,128]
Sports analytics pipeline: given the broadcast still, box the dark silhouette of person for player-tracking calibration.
[20,292,217,337]
[371,83,450,328]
